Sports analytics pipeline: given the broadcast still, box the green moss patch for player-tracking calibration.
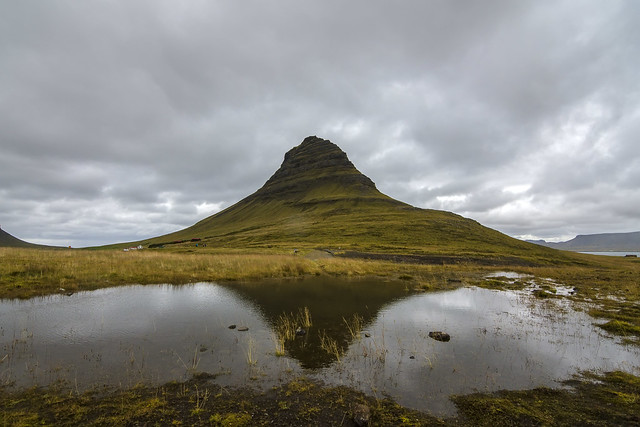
[453,371,640,426]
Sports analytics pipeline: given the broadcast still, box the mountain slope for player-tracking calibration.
[0,228,46,248]
[130,136,565,264]
[529,232,640,252]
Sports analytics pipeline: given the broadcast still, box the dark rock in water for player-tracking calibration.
[295,327,307,336]
[429,331,451,342]
[352,403,371,426]
[409,355,415,359]
[237,326,249,332]
[228,324,236,329]
[364,332,371,338]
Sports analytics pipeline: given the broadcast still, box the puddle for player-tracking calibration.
[1,277,638,416]
[484,271,533,280]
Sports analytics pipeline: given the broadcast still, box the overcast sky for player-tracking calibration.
[1,1,639,247]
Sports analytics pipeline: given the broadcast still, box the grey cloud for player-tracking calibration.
[0,0,638,246]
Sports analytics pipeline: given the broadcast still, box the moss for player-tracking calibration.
[598,320,640,337]
[3,371,639,425]
[453,371,640,426]
[0,376,442,426]
[532,289,554,299]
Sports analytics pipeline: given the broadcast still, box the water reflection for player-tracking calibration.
[0,279,638,416]
[223,277,410,368]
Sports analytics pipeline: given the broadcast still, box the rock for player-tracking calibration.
[237,326,249,332]
[295,327,307,336]
[252,136,380,202]
[228,324,237,329]
[364,332,371,338]
[352,403,370,426]
[409,355,415,359]
[429,331,451,342]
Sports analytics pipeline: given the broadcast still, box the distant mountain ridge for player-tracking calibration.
[527,231,640,252]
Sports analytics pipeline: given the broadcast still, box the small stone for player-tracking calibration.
[428,331,451,342]
[237,326,249,332]
[364,332,371,338]
[352,403,370,426]
[228,324,237,329]
[409,355,415,359]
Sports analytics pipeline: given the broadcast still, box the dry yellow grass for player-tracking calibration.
[0,247,468,299]
[0,248,319,298]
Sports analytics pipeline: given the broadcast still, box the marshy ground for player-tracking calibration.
[2,371,638,425]
[0,247,639,425]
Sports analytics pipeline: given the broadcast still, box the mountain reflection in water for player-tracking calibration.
[222,277,410,368]
[1,277,638,416]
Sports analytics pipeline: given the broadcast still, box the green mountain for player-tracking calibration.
[0,227,46,248]
[133,136,564,265]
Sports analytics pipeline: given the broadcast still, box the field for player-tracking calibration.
[1,246,639,425]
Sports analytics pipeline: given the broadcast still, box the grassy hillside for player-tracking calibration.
[113,136,568,265]
[0,228,48,248]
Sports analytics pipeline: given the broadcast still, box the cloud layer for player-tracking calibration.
[1,1,638,246]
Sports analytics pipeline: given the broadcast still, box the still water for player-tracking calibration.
[580,251,640,257]
[1,277,638,415]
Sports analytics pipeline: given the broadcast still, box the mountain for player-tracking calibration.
[129,136,564,265]
[0,227,46,248]
[528,232,640,252]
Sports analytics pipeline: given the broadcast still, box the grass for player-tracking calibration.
[98,136,574,267]
[452,371,640,426]
[274,307,313,343]
[319,330,343,362]
[343,313,364,341]
[0,247,471,299]
[0,375,441,426]
[3,371,638,425]
[0,248,317,299]
[1,246,638,346]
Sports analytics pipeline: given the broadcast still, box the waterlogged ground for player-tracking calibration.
[1,277,638,416]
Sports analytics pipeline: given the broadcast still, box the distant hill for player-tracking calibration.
[118,136,566,265]
[0,228,47,248]
[527,231,640,252]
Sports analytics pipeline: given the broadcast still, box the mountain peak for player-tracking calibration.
[254,136,380,200]
[136,135,561,265]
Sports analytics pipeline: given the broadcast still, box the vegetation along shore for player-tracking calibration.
[1,246,639,425]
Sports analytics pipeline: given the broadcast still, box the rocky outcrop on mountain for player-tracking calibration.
[252,136,383,201]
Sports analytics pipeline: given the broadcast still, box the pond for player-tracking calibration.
[1,277,638,416]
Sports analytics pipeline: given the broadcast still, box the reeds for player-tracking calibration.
[319,330,342,362]
[275,307,312,341]
[273,307,313,356]
[343,313,363,341]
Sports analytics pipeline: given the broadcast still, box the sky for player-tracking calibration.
[1,1,639,247]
